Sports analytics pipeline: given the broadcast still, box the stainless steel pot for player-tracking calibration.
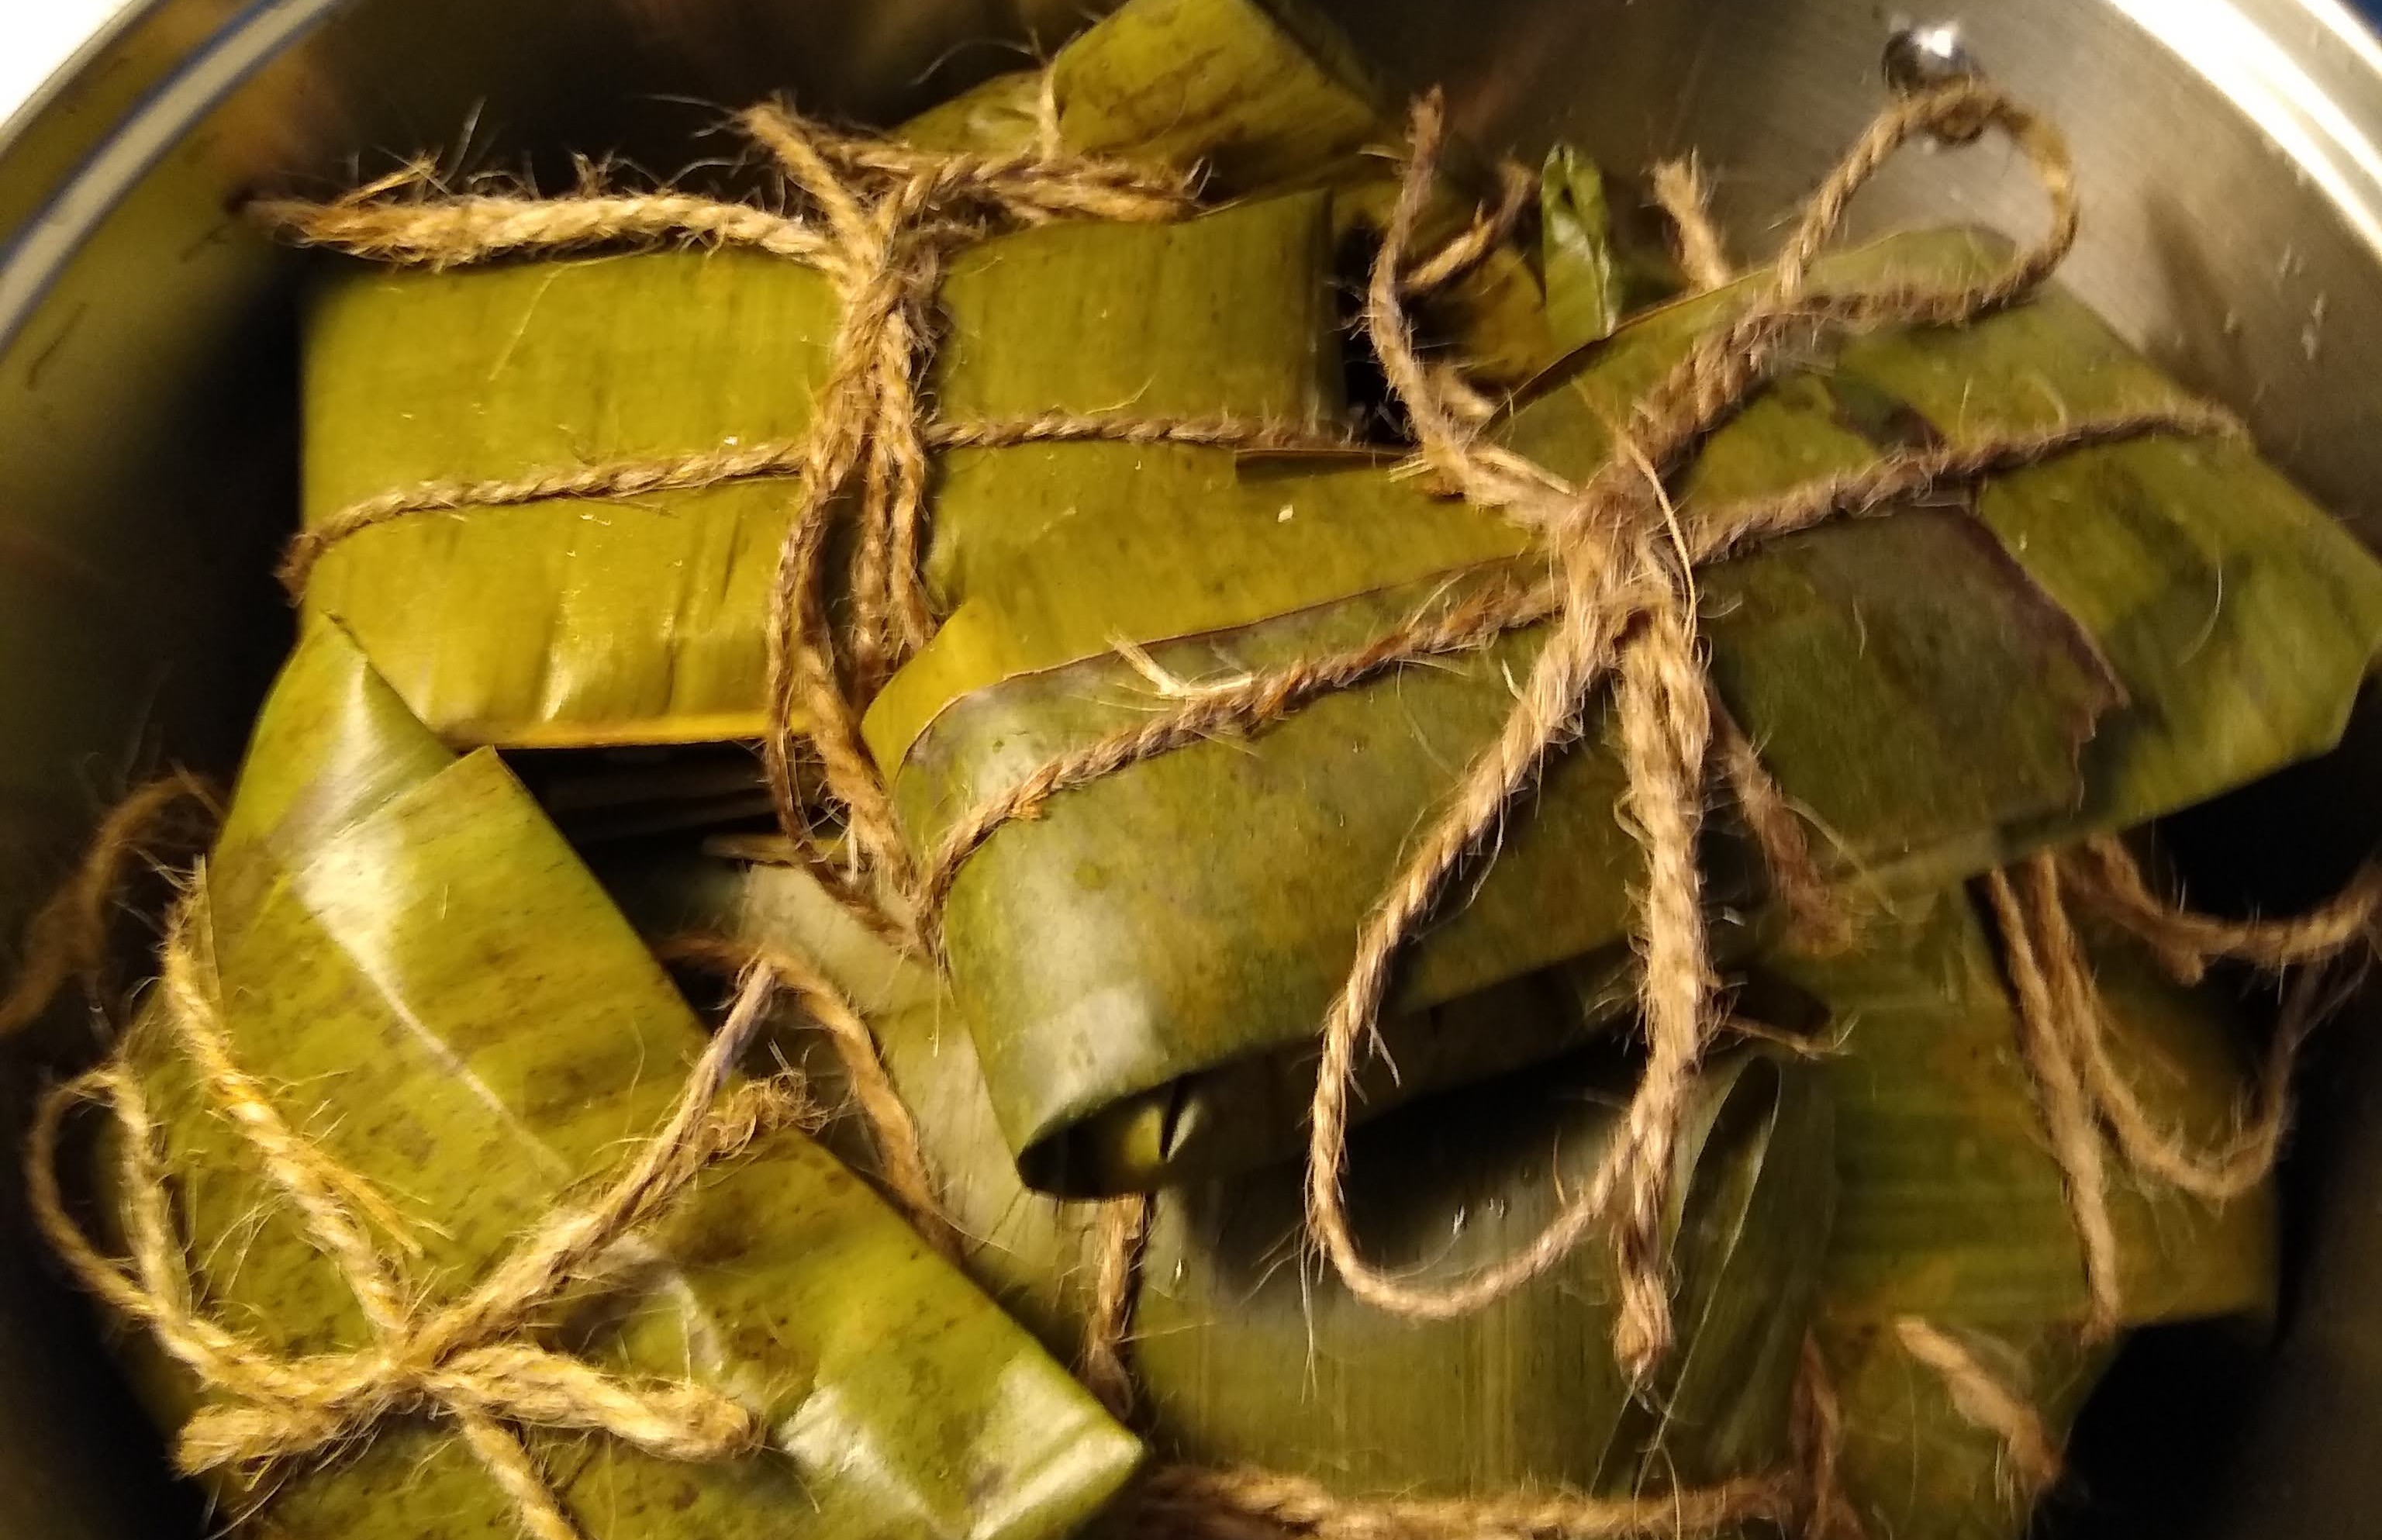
[5,2,2381,1535]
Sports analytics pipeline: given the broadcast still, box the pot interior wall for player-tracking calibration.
[2,2,2380,1535]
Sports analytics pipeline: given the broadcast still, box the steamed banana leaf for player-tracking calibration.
[636,851,1834,1507]
[88,623,1137,1538]
[870,224,2382,1193]
[1774,887,2276,1538]
[898,0,1392,193]
[301,191,1340,748]
[1539,144,1629,350]
[899,0,1556,387]
[1537,144,1691,354]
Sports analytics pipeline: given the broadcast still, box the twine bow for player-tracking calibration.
[28,879,811,1540]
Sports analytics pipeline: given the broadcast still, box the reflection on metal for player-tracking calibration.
[2111,0,2382,254]
[1882,21,1982,92]
[0,0,335,345]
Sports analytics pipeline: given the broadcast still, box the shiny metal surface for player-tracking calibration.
[5,1,2382,1535]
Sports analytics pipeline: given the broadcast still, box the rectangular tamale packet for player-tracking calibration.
[84,623,1137,1540]
[603,848,1835,1511]
[871,224,2382,1194]
[608,841,2273,1537]
[301,188,1341,751]
[300,0,1548,760]
[1764,886,2277,1538]
[898,0,1557,387]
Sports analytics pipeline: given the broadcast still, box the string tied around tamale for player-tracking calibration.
[253,98,1393,947]
[1983,838,2382,1341]
[892,79,2244,1381]
[1305,78,2135,1379]
[24,855,827,1540]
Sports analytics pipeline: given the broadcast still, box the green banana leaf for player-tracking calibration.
[88,623,1138,1539]
[1540,145,1629,350]
[868,223,2382,1193]
[629,851,1834,1506]
[1536,144,1690,354]
[1770,886,2275,1538]
[898,0,1392,194]
[301,190,1341,749]
[898,0,1557,388]
[1819,1317,2111,1540]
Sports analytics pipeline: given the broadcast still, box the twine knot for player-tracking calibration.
[29,882,813,1540]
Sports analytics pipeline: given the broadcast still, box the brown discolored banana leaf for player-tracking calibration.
[898,0,1556,388]
[624,851,1835,1509]
[86,623,1137,1539]
[1767,886,2276,1538]
[301,188,1341,750]
[872,224,2382,1193]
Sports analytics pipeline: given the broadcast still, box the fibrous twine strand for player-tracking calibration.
[26,874,816,1540]
[0,771,219,1038]
[1294,79,2104,1380]
[1649,157,1733,292]
[1983,841,2381,1340]
[1890,1319,2064,1500]
[1134,1464,1800,1540]
[656,932,956,1255]
[274,412,1352,598]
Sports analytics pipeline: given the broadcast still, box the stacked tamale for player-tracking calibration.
[26,0,2382,1536]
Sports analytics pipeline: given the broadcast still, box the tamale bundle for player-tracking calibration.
[610,850,1831,1515]
[49,624,1137,1538]
[606,844,2270,1539]
[883,223,2382,1191]
[12,6,2382,1540]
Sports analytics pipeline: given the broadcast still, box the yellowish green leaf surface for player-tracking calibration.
[1820,1317,2113,1540]
[102,623,1138,1539]
[1769,887,2273,1540]
[1777,888,2275,1328]
[302,192,1338,749]
[1540,145,1628,350]
[636,854,1834,1504]
[873,227,2382,1192]
[899,0,1557,387]
[901,0,1392,194]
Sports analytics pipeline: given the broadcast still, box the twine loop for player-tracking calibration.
[26,876,813,1540]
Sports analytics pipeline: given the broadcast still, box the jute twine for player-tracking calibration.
[0,772,218,1038]
[9,792,1825,1540]
[12,68,2365,1540]
[22,868,820,1540]
[257,97,1380,943]
[1984,838,2382,1341]
[14,790,2377,1535]
[258,76,2255,1383]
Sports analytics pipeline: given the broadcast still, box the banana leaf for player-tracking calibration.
[1541,145,1627,350]
[1538,145,1686,353]
[869,224,2382,1193]
[898,0,1392,194]
[899,0,1557,388]
[301,189,1341,749]
[635,851,1835,1507]
[1767,886,2276,1538]
[87,623,1138,1538]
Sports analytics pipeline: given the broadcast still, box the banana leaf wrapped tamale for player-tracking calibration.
[623,852,1833,1511]
[899,0,1555,386]
[300,189,1340,748]
[80,623,1137,1538]
[873,225,2382,1193]
[1769,888,2276,1538]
